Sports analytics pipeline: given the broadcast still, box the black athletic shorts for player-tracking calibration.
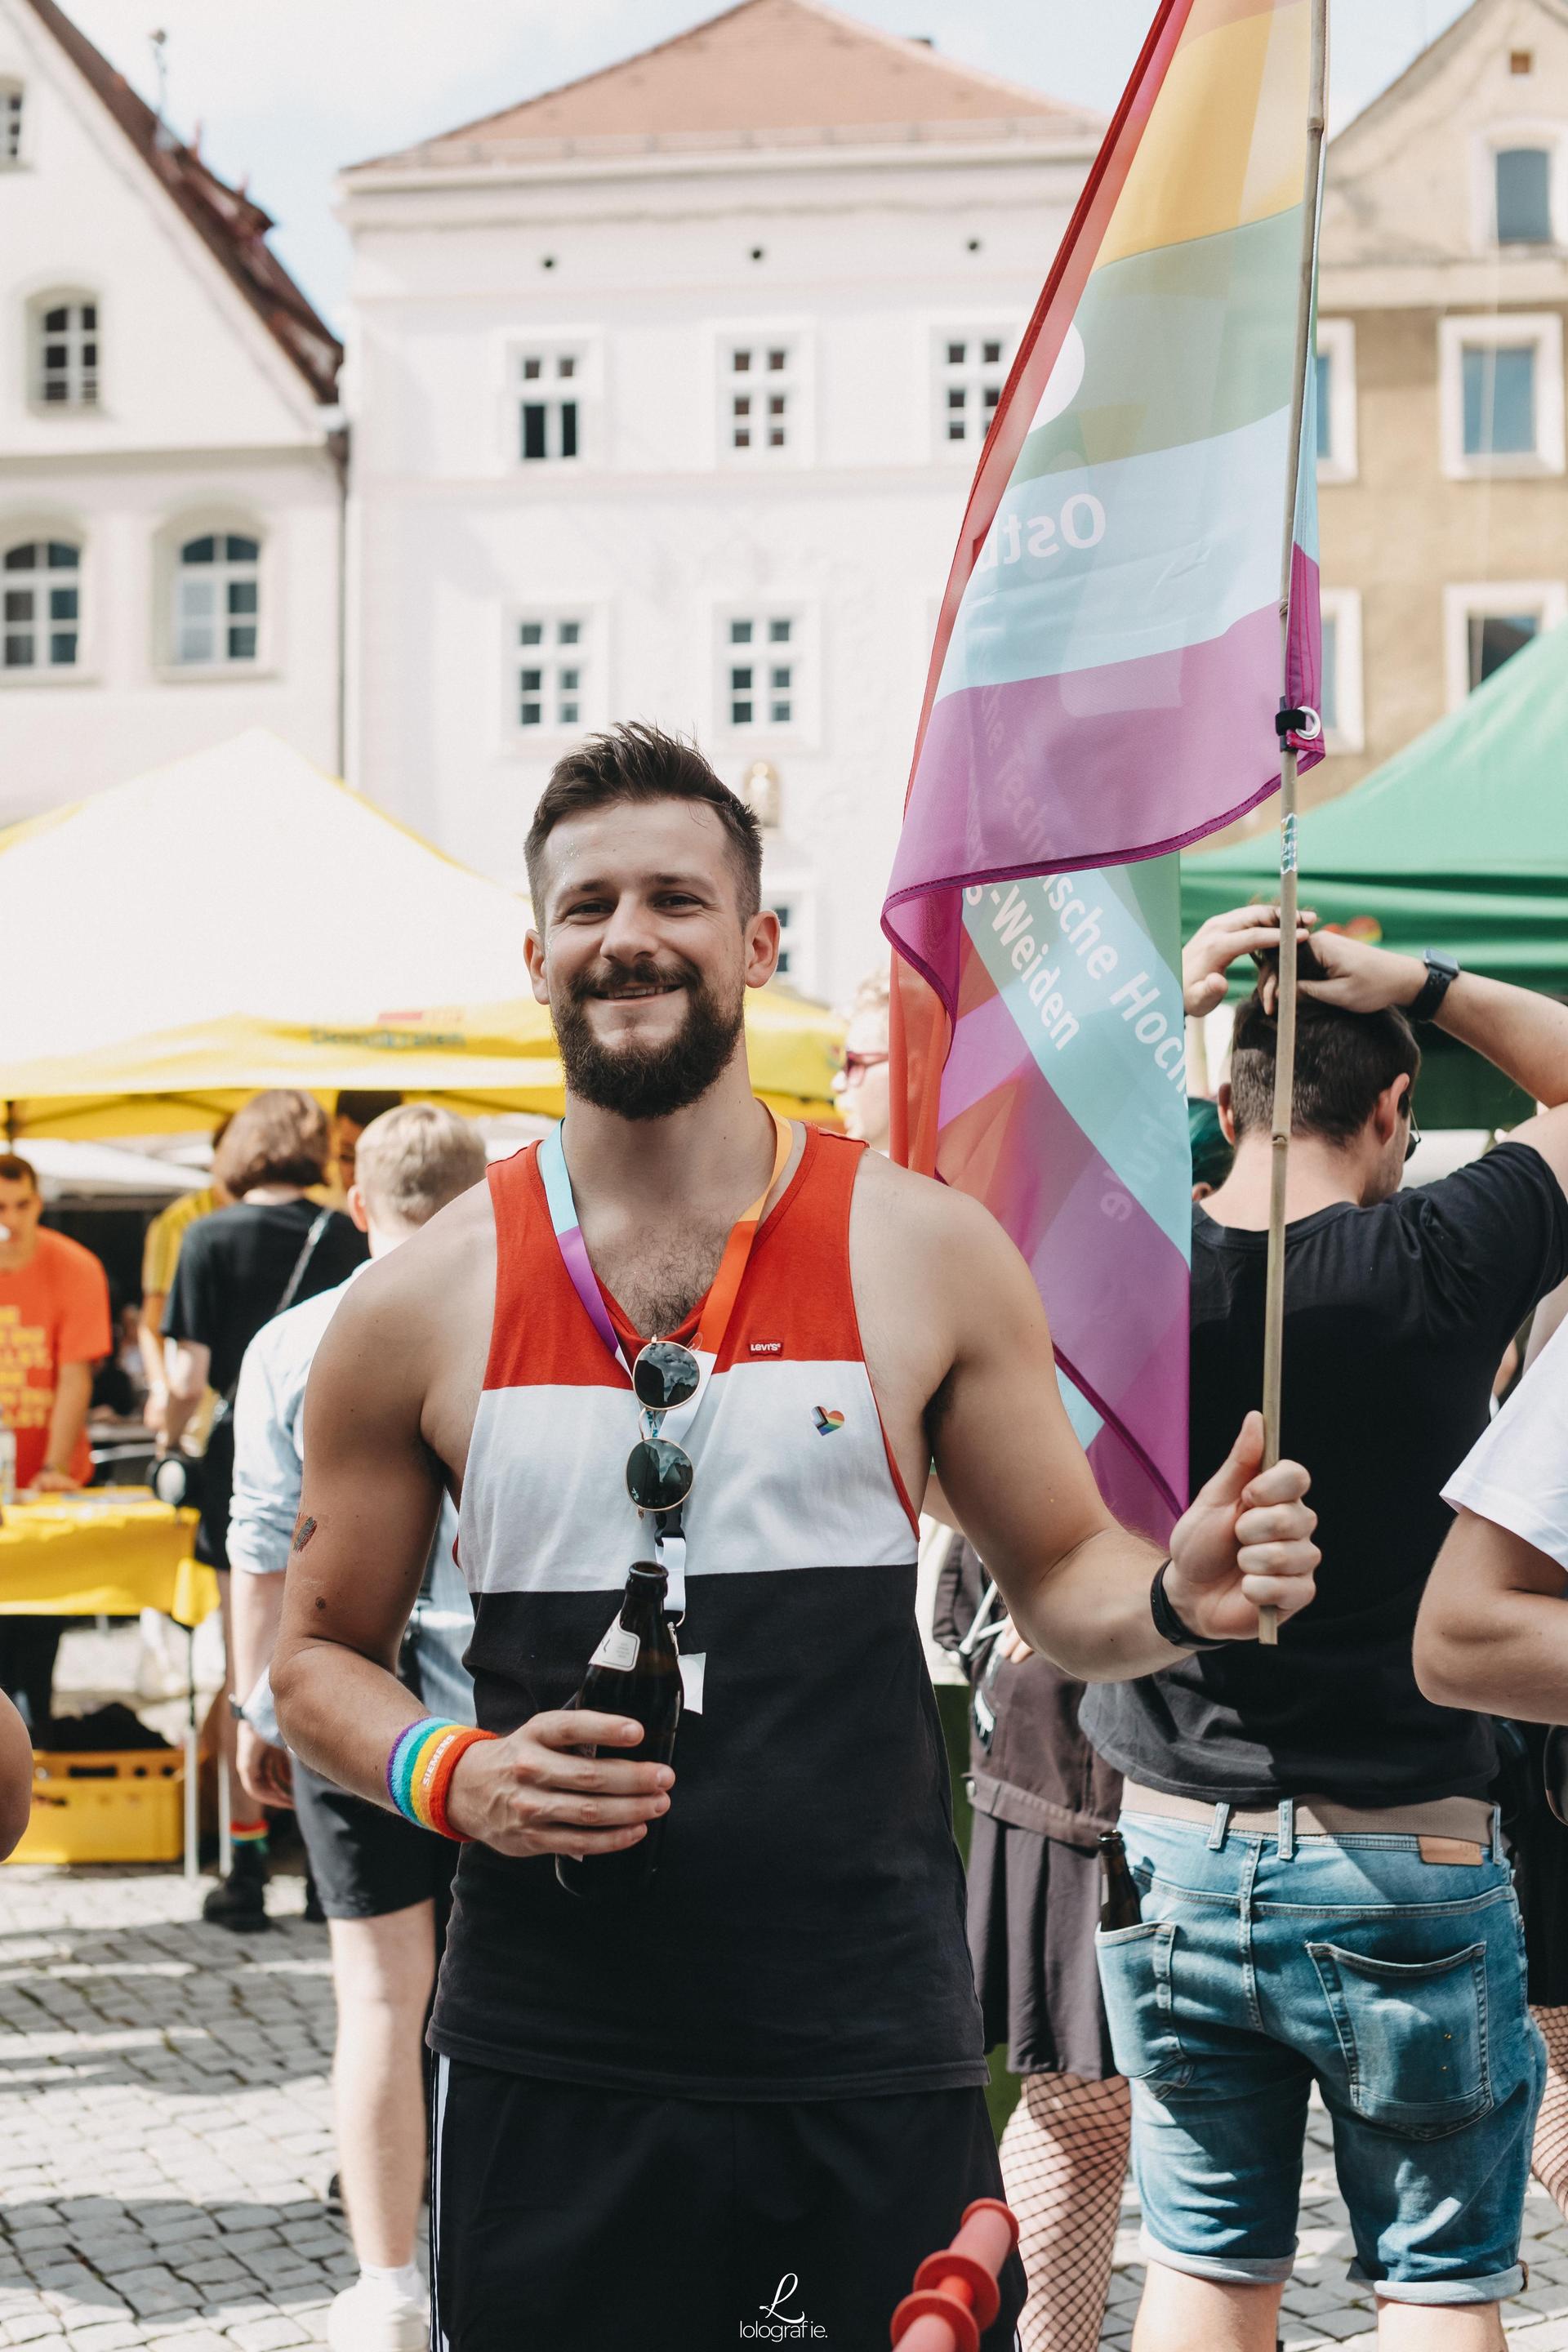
[430,2057,1025,2352]
[292,1760,459,1923]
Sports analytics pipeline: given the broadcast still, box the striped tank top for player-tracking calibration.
[430,1124,987,2100]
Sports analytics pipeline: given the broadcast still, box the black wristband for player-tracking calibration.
[1150,1562,1233,1652]
[1409,950,1459,1023]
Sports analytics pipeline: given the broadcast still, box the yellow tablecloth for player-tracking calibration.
[0,1491,215,1624]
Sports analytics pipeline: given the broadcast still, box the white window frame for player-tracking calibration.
[1316,588,1364,754]
[1438,313,1564,479]
[504,604,602,746]
[0,80,24,169]
[714,604,817,748]
[933,325,1013,461]
[171,530,262,670]
[1470,122,1568,251]
[30,291,100,412]
[151,513,272,679]
[1315,318,1357,484]
[505,333,599,471]
[715,328,811,466]
[1,533,85,681]
[1442,579,1566,709]
[763,879,817,995]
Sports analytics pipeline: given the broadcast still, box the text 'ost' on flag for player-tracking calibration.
[884,0,1324,1541]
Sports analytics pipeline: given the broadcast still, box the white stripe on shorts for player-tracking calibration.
[430,2053,450,2352]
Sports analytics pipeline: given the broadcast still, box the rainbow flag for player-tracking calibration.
[884,0,1323,1538]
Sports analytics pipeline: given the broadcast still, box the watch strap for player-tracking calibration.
[1409,951,1459,1024]
[1150,1561,1234,1652]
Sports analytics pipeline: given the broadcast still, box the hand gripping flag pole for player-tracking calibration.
[1258,0,1330,1645]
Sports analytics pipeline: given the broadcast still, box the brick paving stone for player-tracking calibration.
[15,1863,1568,2349]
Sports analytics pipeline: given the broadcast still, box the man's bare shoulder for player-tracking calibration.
[850,1145,1026,1272]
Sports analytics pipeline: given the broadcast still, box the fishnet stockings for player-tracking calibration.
[1000,2069,1132,2352]
[1532,2005,1568,2219]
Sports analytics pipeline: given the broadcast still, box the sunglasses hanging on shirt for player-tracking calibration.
[539,1110,795,1582]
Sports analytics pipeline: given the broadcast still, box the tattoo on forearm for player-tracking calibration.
[292,1514,317,1555]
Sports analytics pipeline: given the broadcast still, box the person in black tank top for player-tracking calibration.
[271,736,1317,2351]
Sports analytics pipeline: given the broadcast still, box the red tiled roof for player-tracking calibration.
[357,0,1101,168]
[20,0,340,403]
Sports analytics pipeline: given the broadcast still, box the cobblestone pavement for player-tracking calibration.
[7,1864,1568,2350]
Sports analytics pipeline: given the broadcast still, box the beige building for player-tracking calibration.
[1305,0,1568,808]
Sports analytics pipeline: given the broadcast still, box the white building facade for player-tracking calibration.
[341,0,1100,1000]
[0,0,344,826]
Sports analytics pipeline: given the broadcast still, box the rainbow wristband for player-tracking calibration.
[386,1718,495,1842]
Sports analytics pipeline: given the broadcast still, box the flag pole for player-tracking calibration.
[1258,0,1329,1646]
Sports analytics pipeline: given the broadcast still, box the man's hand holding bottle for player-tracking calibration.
[447,1713,673,1860]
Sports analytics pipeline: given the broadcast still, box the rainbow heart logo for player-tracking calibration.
[813,1407,845,1435]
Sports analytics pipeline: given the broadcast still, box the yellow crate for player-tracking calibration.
[7,1748,185,1867]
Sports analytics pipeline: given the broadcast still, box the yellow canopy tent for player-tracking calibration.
[0,733,843,1139]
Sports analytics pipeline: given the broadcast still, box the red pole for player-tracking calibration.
[890,2198,1019,2352]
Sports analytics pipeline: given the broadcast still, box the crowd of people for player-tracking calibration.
[3,724,1568,2350]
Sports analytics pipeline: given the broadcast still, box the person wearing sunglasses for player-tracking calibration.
[271,729,1318,2352]
[833,965,893,1152]
[1071,911,1568,2352]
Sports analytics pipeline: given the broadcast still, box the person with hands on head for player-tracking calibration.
[271,728,1317,2352]
[1076,906,1568,2352]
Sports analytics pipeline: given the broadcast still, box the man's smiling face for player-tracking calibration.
[526,798,779,1120]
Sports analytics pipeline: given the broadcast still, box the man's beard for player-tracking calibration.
[554,956,746,1120]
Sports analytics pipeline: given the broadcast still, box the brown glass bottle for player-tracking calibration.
[556,1563,682,1902]
[1098,1830,1143,1931]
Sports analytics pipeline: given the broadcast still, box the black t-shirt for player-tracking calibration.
[1081,1142,1568,1806]
[163,1198,366,1398]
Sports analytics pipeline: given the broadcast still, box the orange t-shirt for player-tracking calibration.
[0,1229,113,1489]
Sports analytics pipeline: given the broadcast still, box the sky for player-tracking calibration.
[63,0,1475,330]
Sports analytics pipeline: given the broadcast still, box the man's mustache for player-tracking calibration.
[565,956,705,1004]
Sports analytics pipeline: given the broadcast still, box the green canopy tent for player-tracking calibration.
[1181,618,1568,1126]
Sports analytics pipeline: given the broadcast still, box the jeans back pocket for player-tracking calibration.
[1307,1939,1491,2139]
[1095,1919,1191,2091]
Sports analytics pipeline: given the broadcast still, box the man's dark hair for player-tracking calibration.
[214,1090,330,1196]
[335,1090,403,1129]
[0,1153,38,1192]
[1230,959,1420,1145]
[525,723,763,921]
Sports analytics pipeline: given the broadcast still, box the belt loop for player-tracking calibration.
[1491,1802,1505,1865]
[1277,1797,1295,1860]
[1207,1801,1231,1851]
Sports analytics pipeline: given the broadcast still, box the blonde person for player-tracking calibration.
[229,1105,485,2352]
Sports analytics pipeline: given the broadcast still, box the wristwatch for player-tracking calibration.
[1409,950,1460,1023]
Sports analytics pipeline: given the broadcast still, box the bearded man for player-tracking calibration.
[272,723,1318,2352]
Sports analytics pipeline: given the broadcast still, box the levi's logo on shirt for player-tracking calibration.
[749,1339,783,1356]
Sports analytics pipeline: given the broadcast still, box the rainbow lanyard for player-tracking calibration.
[538,1108,794,1604]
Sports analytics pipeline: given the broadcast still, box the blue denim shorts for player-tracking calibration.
[1095,1804,1544,2305]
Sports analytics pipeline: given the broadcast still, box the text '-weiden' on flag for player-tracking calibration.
[883,0,1323,1541]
